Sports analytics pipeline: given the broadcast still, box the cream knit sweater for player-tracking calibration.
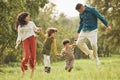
[16,21,39,44]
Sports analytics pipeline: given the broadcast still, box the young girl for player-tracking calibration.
[58,39,76,72]
[15,12,41,78]
[40,28,58,73]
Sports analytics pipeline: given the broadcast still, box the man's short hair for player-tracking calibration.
[62,39,70,46]
[75,3,83,10]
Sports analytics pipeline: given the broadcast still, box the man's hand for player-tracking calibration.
[106,26,111,31]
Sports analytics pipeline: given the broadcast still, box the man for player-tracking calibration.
[75,3,111,65]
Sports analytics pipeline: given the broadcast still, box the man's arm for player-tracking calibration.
[92,8,108,26]
[92,8,111,31]
[77,15,83,33]
[75,15,83,40]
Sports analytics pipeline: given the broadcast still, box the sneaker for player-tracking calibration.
[95,57,100,65]
[44,67,48,72]
[47,67,51,73]
[89,50,94,60]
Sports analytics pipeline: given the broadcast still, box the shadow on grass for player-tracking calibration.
[75,66,83,71]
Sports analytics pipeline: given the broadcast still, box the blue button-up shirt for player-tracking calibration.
[77,6,108,33]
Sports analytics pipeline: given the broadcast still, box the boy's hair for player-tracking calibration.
[46,28,57,37]
[75,3,83,10]
[62,39,70,46]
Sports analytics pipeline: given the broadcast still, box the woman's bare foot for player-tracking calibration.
[21,71,24,78]
[30,69,34,78]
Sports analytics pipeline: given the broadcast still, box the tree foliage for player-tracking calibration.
[0,0,48,64]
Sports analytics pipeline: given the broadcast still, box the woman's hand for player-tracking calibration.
[15,44,19,50]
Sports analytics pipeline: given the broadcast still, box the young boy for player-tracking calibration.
[40,28,58,73]
[58,39,76,72]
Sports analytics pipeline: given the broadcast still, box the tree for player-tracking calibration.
[0,0,48,64]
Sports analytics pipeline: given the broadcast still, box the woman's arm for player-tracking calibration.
[15,27,21,49]
[31,21,41,33]
[31,21,48,38]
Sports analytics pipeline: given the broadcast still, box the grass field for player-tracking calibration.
[0,55,120,80]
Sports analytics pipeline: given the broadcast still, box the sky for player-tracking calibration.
[50,0,86,17]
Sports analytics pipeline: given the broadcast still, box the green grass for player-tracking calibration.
[0,55,120,80]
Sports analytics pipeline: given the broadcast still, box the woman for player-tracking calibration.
[15,12,40,78]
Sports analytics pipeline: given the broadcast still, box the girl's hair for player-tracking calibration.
[62,39,70,46]
[46,28,57,37]
[15,12,29,30]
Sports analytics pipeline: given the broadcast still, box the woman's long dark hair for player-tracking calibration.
[15,12,29,30]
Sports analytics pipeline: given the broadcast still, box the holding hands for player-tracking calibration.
[36,27,42,33]
[56,53,63,58]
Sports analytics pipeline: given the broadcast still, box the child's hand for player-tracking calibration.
[56,54,60,56]
[56,54,61,59]
[15,44,19,50]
